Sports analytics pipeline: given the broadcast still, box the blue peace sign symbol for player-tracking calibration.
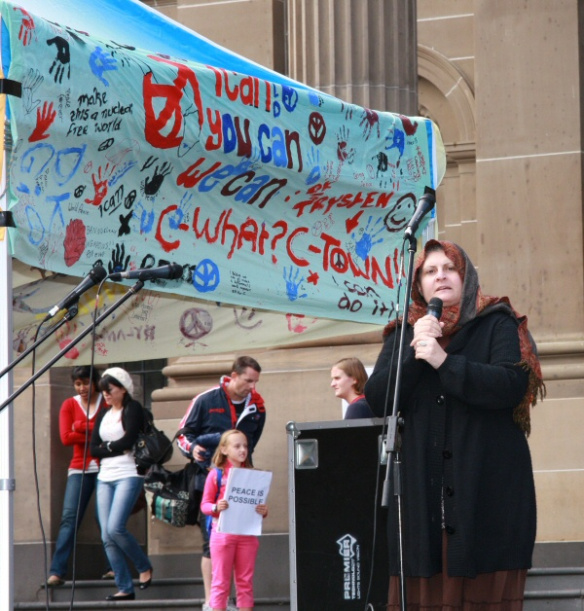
[192,258,220,293]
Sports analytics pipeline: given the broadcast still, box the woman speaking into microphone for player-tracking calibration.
[365,240,544,610]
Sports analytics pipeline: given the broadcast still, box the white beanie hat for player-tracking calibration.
[101,367,134,396]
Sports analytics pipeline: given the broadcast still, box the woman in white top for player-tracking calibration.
[90,367,153,601]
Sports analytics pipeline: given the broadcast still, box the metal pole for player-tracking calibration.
[0,124,15,610]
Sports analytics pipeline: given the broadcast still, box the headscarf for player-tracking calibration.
[383,239,545,434]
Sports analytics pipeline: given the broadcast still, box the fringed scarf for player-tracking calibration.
[384,240,545,435]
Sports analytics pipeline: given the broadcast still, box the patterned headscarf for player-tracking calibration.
[384,240,545,434]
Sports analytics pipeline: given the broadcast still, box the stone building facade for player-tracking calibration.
[12,0,584,601]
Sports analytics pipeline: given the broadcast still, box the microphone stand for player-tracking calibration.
[381,232,418,611]
[0,280,144,413]
[0,305,79,380]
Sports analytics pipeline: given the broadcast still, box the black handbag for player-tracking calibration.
[144,461,203,527]
[133,411,174,471]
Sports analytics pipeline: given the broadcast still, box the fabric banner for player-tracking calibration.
[12,269,383,366]
[2,1,445,328]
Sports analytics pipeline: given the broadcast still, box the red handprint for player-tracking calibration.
[29,101,56,142]
[63,219,86,266]
[360,108,381,141]
[14,7,35,46]
[85,164,114,206]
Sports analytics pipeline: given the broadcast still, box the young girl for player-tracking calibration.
[201,429,268,611]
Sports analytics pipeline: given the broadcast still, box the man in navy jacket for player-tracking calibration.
[177,355,265,611]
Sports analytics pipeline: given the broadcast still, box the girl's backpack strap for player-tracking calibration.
[206,467,223,537]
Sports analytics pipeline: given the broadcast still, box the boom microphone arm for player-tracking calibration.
[0,306,79,381]
[0,281,144,413]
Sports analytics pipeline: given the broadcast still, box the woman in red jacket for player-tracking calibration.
[47,366,106,586]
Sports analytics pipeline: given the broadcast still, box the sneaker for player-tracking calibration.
[202,603,236,611]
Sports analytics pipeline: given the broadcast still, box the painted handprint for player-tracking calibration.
[336,125,356,163]
[90,47,118,87]
[29,102,57,142]
[324,159,338,183]
[169,192,193,229]
[374,151,389,174]
[306,147,321,186]
[144,162,172,196]
[22,68,43,115]
[14,7,35,46]
[352,216,385,261]
[63,218,86,266]
[85,164,115,206]
[47,36,71,83]
[360,108,381,140]
[385,127,405,157]
[283,266,307,301]
[108,243,130,276]
[133,202,155,234]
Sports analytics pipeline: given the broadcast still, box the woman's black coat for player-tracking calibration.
[90,399,145,460]
[365,311,536,578]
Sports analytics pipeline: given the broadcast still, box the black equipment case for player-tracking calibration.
[286,418,389,610]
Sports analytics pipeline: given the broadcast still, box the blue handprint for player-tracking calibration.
[283,266,308,301]
[89,47,118,87]
[168,193,193,229]
[133,202,155,234]
[352,216,385,261]
[306,147,321,186]
[385,127,405,157]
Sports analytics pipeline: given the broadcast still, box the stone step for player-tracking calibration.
[526,566,584,590]
[523,567,584,611]
[47,576,204,602]
[17,577,290,611]
[15,598,290,610]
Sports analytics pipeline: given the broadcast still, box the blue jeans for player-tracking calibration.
[50,472,99,577]
[96,477,151,594]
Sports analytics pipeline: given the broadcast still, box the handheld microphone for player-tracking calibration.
[404,186,436,238]
[427,297,443,320]
[43,265,107,322]
[109,263,183,282]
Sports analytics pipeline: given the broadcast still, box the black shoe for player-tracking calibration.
[139,571,153,590]
[105,592,135,601]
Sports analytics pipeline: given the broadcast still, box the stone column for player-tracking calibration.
[287,0,418,114]
[474,0,584,550]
